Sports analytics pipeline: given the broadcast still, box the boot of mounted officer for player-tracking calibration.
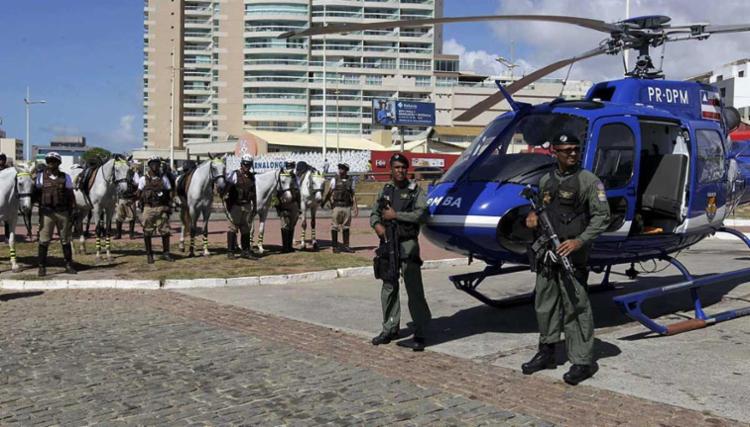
[63,243,77,274]
[161,235,175,262]
[144,235,154,264]
[396,336,426,352]
[522,343,557,375]
[563,364,598,385]
[128,219,136,239]
[38,244,49,277]
[331,229,339,253]
[227,231,237,259]
[240,233,257,259]
[341,229,354,253]
[115,221,123,240]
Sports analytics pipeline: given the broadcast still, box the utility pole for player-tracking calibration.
[24,86,47,161]
[322,5,328,158]
[169,46,184,170]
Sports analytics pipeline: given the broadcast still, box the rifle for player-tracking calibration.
[373,196,400,283]
[520,185,575,275]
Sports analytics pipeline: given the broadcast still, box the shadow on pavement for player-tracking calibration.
[0,291,44,301]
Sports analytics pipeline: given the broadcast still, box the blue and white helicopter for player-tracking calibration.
[284,15,750,336]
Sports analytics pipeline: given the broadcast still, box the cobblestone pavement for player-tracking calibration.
[1,290,740,426]
[0,290,545,426]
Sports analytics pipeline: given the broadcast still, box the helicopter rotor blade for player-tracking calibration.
[279,15,620,39]
[454,45,611,122]
[701,23,750,35]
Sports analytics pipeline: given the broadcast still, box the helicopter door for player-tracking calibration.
[589,117,640,238]
[684,128,727,230]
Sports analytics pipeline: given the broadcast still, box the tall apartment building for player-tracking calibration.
[141,0,591,158]
[143,0,443,152]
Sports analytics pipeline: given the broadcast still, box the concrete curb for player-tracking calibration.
[0,257,475,290]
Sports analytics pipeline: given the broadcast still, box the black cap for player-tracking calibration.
[390,153,409,167]
[337,163,349,171]
[0,154,6,161]
[551,133,581,146]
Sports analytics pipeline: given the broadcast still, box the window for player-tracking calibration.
[740,70,745,78]
[720,88,726,98]
[593,123,636,189]
[695,129,725,183]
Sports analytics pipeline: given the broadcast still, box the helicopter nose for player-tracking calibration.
[423,182,530,261]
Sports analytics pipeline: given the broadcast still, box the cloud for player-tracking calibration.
[40,114,140,153]
[488,0,750,81]
[443,38,535,76]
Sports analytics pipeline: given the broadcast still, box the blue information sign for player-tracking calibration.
[372,99,436,127]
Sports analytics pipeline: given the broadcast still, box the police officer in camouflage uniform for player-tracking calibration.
[370,153,431,352]
[35,152,77,277]
[115,161,140,240]
[324,163,358,253]
[225,154,257,259]
[137,156,175,264]
[277,160,301,253]
[523,133,610,385]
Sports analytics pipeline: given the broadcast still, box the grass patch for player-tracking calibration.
[1,241,371,281]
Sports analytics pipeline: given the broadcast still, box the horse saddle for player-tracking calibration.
[77,166,99,196]
[176,169,195,199]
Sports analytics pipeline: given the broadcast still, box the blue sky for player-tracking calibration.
[1,1,747,153]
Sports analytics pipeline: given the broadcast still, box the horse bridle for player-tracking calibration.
[209,158,226,188]
[307,169,325,197]
[15,172,33,201]
[113,159,132,187]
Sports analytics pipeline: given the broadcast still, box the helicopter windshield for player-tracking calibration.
[440,113,588,184]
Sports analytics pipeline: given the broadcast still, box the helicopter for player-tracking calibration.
[282,14,750,336]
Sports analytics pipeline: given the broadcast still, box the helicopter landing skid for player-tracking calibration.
[450,264,619,308]
[613,227,750,336]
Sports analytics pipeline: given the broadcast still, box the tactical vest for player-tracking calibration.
[543,170,588,241]
[233,170,256,204]
[381,182,420,240]
[122,173,138,200]
[278,173,301,206]
[332,177,354,208]
[142,173,168,207]
[41,170,71,210]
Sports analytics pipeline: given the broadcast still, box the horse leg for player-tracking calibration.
[256,210,266,255]
[9,219,19,272]
[202,209,210,257]
[178,205,186,252]
[299,209,308,250]
[105,209,113,261]
[311,207,319,251]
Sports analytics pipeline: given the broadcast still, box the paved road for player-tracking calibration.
[181,238,750,424]
[0,290,546,426]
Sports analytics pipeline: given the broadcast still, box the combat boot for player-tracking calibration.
[144,235,154,264]
[281,229,293,253]
[161,235,175,262]
[331,229,339,253]
[521,343,557,375]
[341,229,354,253]
[240,233,257,259]
[563,364,598,386]
[371,330,399,346]
[62,243,77,274]
[128,219,136,239]
[227,231,237,259]
[37,244,49,277]
[115,221,123,240]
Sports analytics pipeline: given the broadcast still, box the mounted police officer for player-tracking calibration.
[277,159,301,253]
[370,153,431,351]
[115,160,140,240]
[325,162,358,253]
[137,156,175,264]
[0,153,8,170]
[225,154,257,259]
[523,133,611,385]
[35,152,77,277]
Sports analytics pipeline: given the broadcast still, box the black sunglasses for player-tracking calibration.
[555,147,581,154]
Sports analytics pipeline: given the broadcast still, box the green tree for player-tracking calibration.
[81,147,112,164]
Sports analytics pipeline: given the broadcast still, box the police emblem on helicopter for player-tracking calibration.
[706,192,718,220]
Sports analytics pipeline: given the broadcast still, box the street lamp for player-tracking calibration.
[24,86,47,161]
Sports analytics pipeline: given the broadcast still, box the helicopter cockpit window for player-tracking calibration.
[466,113,588,184]
[439,116,513,183]
[593,124,635,189]
[695,129,726,183]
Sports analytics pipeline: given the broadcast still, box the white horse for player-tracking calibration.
[71,155,132,260]
[0,163,35,272]
[296,163,326,251]
[250,169,297,255]
[177,155,226,257]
